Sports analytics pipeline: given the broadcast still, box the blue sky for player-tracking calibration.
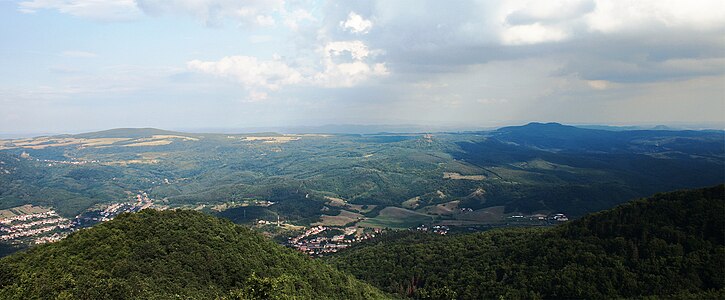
[1,0,724,133]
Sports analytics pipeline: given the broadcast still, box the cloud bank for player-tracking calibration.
[4,0,724,132]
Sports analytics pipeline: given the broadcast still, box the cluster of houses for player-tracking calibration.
[1,192,155,245]
[37,158,99,166]
[33,232,68,244]
[288,226,381,257]
[17,152,98,166]
[508,213,569,222]
[550,213,569,222]
[0,210,71,242]
[74,192,153,226]
[0,160,11,175]
[415,224,450,235]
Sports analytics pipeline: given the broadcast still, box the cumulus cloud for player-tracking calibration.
[585,0,725,33]
[187,39,388,99]
[504,0,595,25]
[353,0,725,82]
[11,0,725,127]
[340,12,372,34]
[182,0,724,103]
[323,41,371,60]
[500,23,569,45]
[187,56,303,100]
[314,40,388,87]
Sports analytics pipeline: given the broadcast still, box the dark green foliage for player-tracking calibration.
[217,206,279,223]
[0,210,386,299]
[0,243,25,258]
[454,124,724,215]
[330,185,725,299]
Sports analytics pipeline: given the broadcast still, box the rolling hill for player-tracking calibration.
[0,210,386,299]
[0,123,722,230]
[330,185,725,299]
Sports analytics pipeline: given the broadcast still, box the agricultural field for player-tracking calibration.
[358,207,435,229]
[314,210,364,227]
[0,205,50,219]
[0,123,723,234]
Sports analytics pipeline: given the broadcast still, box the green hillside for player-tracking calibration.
[1,124,722,223]
[330,185,725,299]
[0,210,387,299]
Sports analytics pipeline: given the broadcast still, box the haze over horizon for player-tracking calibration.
[2,0,724,133]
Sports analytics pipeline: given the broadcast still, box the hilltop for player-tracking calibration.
[0,210,386,299]
[330,185,725,299]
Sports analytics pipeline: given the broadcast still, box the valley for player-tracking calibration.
[0,123,722,258]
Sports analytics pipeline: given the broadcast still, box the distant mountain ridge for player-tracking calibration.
[491,122,724,154]
[7,122,719,139]
[73,128,195,139]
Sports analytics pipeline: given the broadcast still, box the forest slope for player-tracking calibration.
[0,210,386,299]
[331,185,725,299]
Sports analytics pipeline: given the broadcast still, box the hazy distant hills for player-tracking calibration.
[0,210,386,299]
[492,122,724,154]
[73,128,197,139]
[0,122,722,225]
[331,185,725,299]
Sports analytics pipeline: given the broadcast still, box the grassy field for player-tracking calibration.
[358,207,434,229]
[418,200,460,215]
[443,172,485,180]
[455,206,506,223]
[313,210,364,226]
[401,196,421,209]
[0,205,51,219]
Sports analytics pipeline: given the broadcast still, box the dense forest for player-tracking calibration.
[0,185,722,299]
[330,185,725,299]
[0,210,386,299]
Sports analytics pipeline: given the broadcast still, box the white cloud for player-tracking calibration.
[187,39,389,98]
[586,0,725,33]
[12,0,725,127]
[315,41,388,87]
[340,12,372,34]
[282,8,315,31]
[501,23,569,45]
[187,56,303,100]
[323,41,371,60]
[504,0,595,25]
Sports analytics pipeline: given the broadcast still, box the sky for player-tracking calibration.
[1,0,724,134]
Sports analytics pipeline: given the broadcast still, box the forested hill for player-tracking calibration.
[0,210,386,299]
[330,185,725,299]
